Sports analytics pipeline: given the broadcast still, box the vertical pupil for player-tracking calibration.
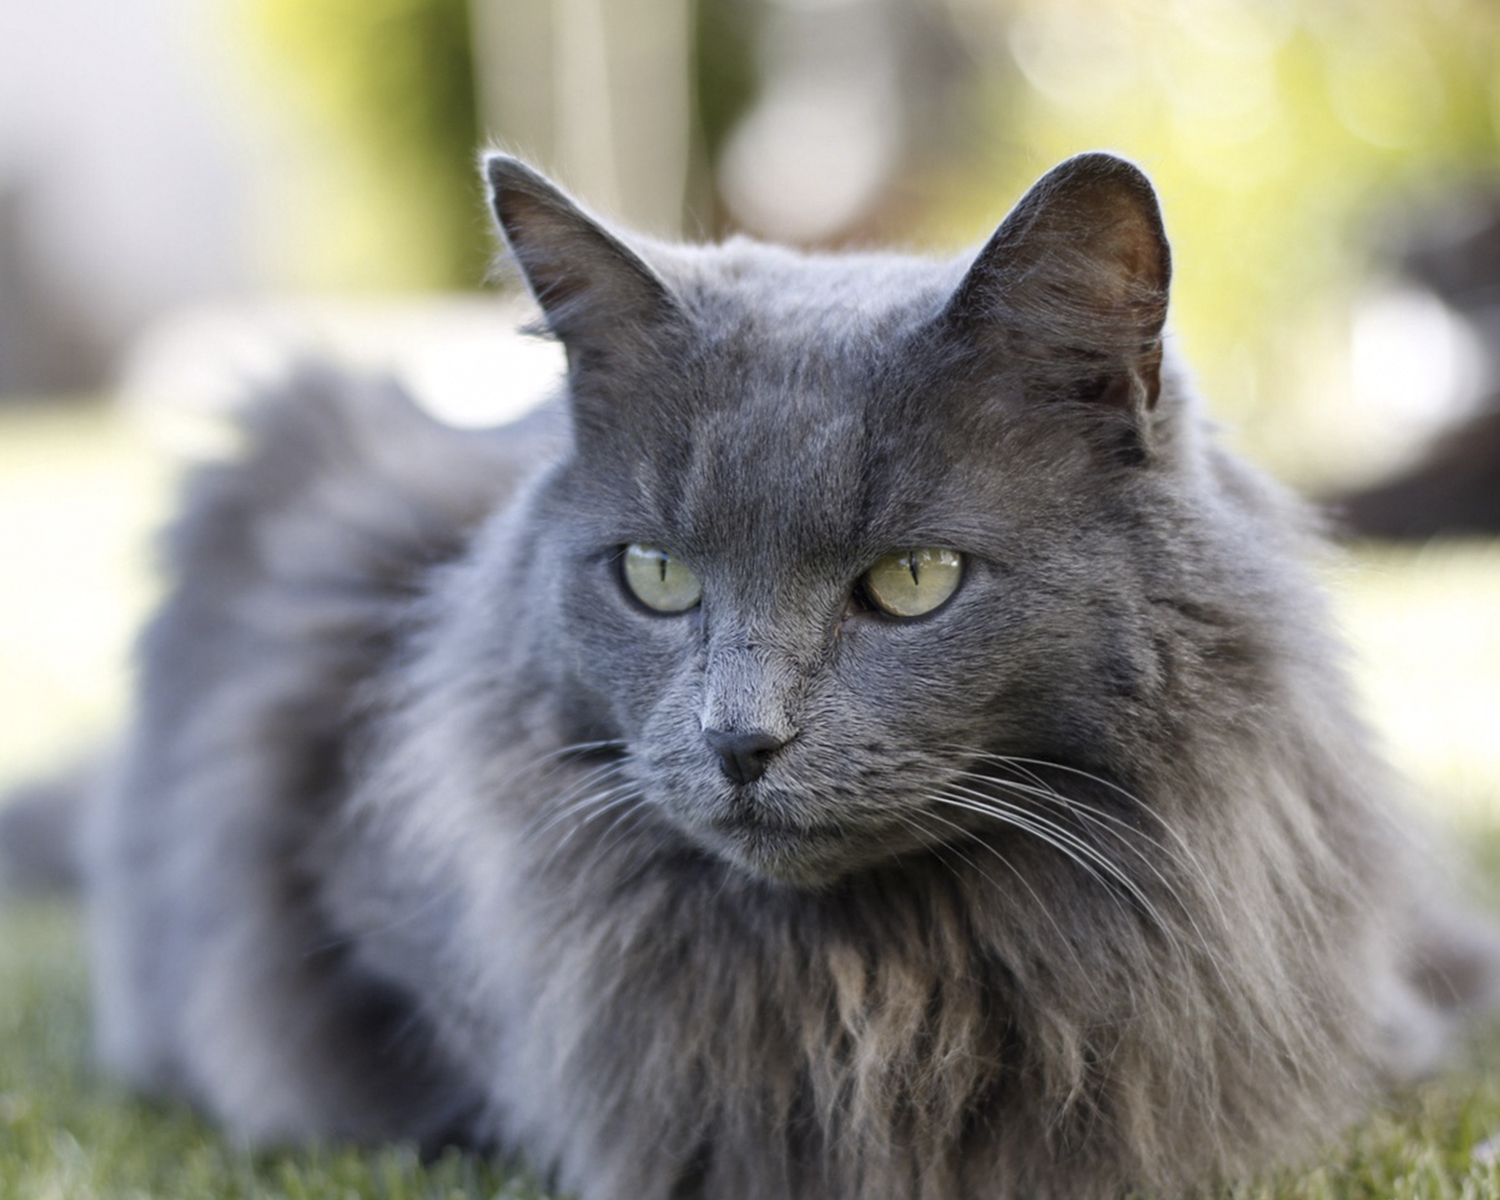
[658,553,668,584]
[907,552,920,587]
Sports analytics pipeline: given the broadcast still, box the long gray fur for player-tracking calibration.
[80,153,1497,1198]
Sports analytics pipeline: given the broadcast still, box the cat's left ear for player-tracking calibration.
[942,152,1171,412]
[485,154,681,364]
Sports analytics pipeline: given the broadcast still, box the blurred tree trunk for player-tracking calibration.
[469,0,694,237]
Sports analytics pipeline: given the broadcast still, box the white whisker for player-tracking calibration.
[896,804,1090,976]
[536,779,641,845]
[538,785,649,875]
[948,747,1213,884]
[947,772,1195,911]
[929,794,1139,914]
[940,744,1233,936]
[524,762,632,840]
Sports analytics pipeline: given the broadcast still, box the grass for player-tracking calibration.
[3,398,1500,1197]
[0,903,544,1199]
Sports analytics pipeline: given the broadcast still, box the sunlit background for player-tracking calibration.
[1,0,1499,832]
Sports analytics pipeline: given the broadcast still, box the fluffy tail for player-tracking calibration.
[0,758,97,895]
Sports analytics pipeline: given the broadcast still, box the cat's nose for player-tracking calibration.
[703,728,787,785]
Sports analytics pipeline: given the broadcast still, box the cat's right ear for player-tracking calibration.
[485,155,681,364]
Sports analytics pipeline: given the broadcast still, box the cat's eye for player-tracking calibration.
[861,548,964,618]
[621,544,703,613]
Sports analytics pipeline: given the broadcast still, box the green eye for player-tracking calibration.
[622,544,702,613]
[862,548,964,617]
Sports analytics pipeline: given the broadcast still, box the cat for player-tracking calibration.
[67,151,1498,1199]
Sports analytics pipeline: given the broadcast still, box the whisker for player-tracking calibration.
[895,803,1090,975]
[947,772,1196,911]
[590,795,656,861]
[514,740,629,792]
[928,791,1182,956]
[941,744,1233,934]
[928,793,1136,908]
[538,786,649,873]
[313,737,636,956]
[937,785,1146,895]
[933,756,1246,992]
[533,778,641,845]
[948,747,1211,880]
[530,738,629,768]
[524,760,632,839]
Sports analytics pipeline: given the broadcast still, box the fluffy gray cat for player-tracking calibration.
[72,152,1498,1198]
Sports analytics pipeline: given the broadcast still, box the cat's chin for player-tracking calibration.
[686,807,928,889]
[707,833,851,889]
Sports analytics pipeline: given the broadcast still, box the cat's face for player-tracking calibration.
[489,153,1175,886]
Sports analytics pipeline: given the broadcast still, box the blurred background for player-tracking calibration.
[1,0,1498,834]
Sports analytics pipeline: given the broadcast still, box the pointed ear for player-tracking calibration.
[943,153,1171,411]
[485,154,680,361]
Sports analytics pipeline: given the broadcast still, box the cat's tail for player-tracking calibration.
[0,756,99,895]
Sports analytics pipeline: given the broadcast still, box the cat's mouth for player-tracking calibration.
[709,808,827,849]
[693,800,926,887]
[695,806,846,884]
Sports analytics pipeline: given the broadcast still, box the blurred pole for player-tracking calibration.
[469,0,692,236]
[468,0,557,171]
[554,0,624,215]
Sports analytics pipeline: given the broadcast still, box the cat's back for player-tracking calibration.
[132,365,563,762]
[86,366,562,1139]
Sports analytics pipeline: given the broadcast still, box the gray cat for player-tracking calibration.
[71,152,1498,1198]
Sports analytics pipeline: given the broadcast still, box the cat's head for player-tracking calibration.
[486,153,1186,887]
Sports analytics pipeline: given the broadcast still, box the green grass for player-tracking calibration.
[7,903,1500,1200]
[0,903,548,1198]
[4,399,1500,1196]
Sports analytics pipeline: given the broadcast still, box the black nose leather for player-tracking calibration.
[704,729,786,785]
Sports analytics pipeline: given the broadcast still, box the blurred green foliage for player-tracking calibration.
[247,0,765,276]
[249,0,482,289]
[692,0,762,228]
[931,0,1500,480]
[241,0,1500,481]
